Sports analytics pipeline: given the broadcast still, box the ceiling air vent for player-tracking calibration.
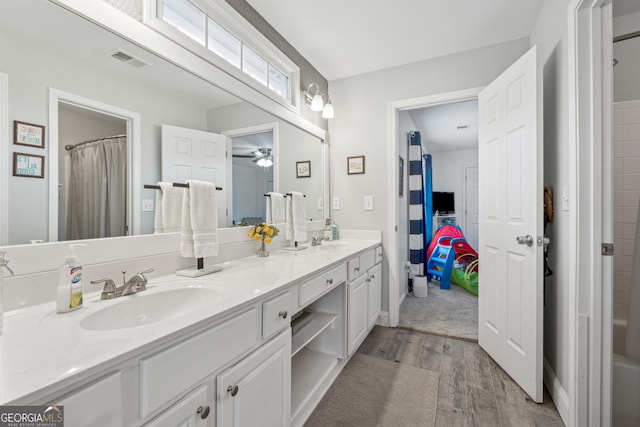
[111,50,150,69]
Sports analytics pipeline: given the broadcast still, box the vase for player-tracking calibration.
[257,240,269,257]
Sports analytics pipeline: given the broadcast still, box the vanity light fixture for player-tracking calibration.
[303,83,334,119]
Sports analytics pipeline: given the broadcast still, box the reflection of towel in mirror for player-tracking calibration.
[154,182,185,234]
[266,192,285,224]
[181,180,218,258]
[285,191,307,242]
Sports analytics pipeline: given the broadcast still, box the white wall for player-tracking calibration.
[613,11,640,102]
[328,38,530,312]
[431,147,478,223]
[232,158,271,223]
[530,0,572,414]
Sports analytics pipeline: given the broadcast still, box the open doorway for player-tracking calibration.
[398,99,480,341]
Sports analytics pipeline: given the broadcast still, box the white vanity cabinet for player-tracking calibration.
[144,385,210,427]
[348,274,369,355]
[57,372,123,427]
[217,329,291,427]
[367,263,382,329]
[346,246,382,355]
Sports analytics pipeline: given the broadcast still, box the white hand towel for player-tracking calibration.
[285,191,307,242]
[181,180,218,258]
[266,192,285,224]
[154,182,184,234]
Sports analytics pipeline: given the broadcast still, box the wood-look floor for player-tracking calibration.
[358,326,565,427]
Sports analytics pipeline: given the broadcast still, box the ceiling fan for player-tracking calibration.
[232,148,273,167]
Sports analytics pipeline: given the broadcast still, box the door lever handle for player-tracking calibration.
[516,235,534,247]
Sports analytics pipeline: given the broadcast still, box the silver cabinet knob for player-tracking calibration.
[279,311,288,319]
[227,385,239,396]
[326,278,333,285]
[197,406,210,419]
[354,266,360,272]
[516,235,534,247]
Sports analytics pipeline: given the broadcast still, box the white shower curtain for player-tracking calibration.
[65,135,126,240]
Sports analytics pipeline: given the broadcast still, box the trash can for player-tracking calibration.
[413,275,428,298]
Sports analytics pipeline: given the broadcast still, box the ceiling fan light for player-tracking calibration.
[263,158,273,167]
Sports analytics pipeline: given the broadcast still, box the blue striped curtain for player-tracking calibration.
[409,131,425,275]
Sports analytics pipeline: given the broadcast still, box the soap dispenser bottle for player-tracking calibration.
[56,243,86,313]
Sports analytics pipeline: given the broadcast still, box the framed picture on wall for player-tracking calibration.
[399,156,404,196]
[296,160,311,178]
[347,155,365,175]
[13,152,45,178]
[14,121,45,149]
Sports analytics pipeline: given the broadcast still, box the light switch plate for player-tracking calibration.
[364,195,374,211]
[317,197,323,210]
[142,199,154,212]
[332,197,340,210]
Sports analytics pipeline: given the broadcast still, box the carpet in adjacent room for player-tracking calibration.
[304,352,439,427]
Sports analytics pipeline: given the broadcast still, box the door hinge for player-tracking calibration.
[602,243,614,256]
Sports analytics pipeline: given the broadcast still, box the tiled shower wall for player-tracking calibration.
[613,100,640,321]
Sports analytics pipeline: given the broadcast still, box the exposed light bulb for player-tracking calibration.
[263,158,273,167]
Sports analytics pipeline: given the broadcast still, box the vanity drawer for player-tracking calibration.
[139,308,258,417]
[299,264,346,306]
[375,246,383,264]
[347,250,375,281]
[263,290,294,339]
[360,250,375,273]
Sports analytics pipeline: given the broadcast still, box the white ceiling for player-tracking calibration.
[408,100,478,153]
[247,0,545,81]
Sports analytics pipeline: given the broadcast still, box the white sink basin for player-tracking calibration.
[80,287,219,330]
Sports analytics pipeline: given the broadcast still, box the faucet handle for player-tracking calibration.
[137,268,155,276]
[91,279,117,299]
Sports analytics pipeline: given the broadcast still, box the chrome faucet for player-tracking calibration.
[91,268,154,300]
[0,251,15,276]
[311,236,330,246]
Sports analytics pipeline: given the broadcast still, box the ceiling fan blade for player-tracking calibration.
[232,154,255,158]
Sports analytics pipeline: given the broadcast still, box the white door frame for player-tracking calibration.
[387,86,483,327]
[568,0,613,425]
[222,122,279,227]
[462,164,479,250]
[48,88,142,241]
[0,72,8,246]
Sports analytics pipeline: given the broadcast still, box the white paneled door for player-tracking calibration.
[478,45,543,402]
[161,124,229,228]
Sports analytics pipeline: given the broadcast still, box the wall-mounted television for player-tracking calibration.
[433,191,455,214]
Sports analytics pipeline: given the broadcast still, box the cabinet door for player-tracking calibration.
[144,385,211,427]
[367,264,382,329]
[57,372,122,427]
[217,329,291,427]
[348,275,369,355]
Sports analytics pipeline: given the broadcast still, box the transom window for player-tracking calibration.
[152,0,293,102]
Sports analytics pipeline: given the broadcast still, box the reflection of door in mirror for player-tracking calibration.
[230,130,275,226]
[59,103,127,241]
[161,125,229,228]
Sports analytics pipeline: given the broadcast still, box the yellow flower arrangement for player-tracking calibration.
[248,222,279,244]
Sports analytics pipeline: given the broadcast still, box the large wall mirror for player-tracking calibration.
[0,0,326,246]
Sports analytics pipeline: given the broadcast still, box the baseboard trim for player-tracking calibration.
[544,357,569,425]
[377,311,390,327]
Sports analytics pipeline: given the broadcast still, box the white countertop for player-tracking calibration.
[0,238,380,404]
